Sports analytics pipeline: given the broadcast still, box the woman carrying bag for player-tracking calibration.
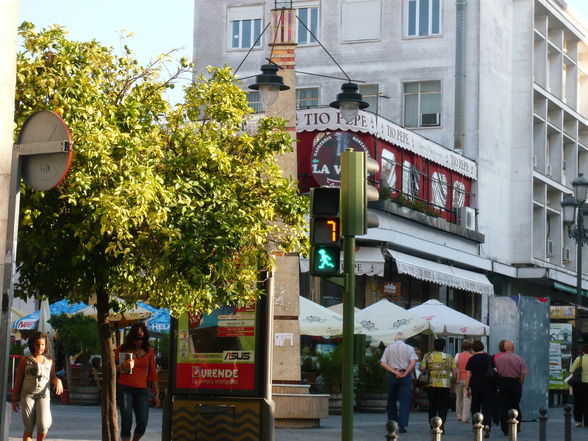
[570,344,588,428]
[419,338,458,434]
[465,340,496,438]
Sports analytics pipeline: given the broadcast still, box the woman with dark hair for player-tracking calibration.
[420,338,457,433]
[115,323,159,441]
[465,340,496,438]
[12,331,63,441]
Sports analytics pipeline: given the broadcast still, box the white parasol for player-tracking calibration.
[299,296,362,336]
[409,299,489,336]
[355,299,432,345]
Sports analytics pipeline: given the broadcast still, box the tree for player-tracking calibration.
[14,23,307,441]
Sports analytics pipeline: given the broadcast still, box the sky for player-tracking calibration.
[18,0,194,104]
[16,0,588,103]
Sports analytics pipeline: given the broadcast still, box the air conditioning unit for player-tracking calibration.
[546,239,554,257]
[456,206,476,230]
[546,163,553,177]
[533,155,538,168]
[563,247,572,262]
[420,113,441,127]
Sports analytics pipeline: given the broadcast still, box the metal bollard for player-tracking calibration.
[430,416,443,441]
[508,409,519,441]
[564,404,573,441]
[385,420,399,441]
[538,407,548,441]
[472,412,484,441]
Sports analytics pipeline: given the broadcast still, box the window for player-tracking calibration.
[297,5,319,45]
[296,88,319,109]
[380,149,396,190]
[342,0,381,41]
[402,160,420,200]
[452,181,466,207]
[406,0,441,37]
[431,172,447,208]
[403,81,441,128]
[359,84,379,114]
[228,6,263,49]
[247,91,262,113]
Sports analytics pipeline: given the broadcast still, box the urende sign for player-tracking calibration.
[175,303,263,395]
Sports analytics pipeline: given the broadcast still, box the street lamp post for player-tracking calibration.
[247,4,368,441]
[561,173,588,347]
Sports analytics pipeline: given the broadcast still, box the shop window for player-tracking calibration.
[228,6,263,49]
[452,180,466,207]
[406,0,442,37]
[381,149,397,190]
[403,80,441,128]
[431,171,447,208]
[402,160,420,200]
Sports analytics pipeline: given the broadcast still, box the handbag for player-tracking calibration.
[418,354,430,386]
[568,355,583,385]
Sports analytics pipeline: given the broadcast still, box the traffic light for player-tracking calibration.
[309,187,341,276]
[340,149,380,236]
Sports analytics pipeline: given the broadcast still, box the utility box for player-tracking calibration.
[489,295,549,420]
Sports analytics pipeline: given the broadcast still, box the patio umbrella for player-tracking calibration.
[299,296,362,336]
[77,299,152,327]
[38,298,55,337]
[13,299,88,331]
[409,299,489,336]
[326,303,361,316]
[355,299,432,345]
[146,308,170,333]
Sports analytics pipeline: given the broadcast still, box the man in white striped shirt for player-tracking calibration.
[380,333,418,433]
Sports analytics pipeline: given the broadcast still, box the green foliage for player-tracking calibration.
[14,23,308,315]
[379,187,441,218]
[316,345,343,394]
[10,342,24,356]
[357,350,387,393]
[48,313,100,356]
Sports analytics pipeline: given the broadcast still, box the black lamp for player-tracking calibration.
[573,173,588,205]
[329,82,369,123]
[249,64,290,108]
[562,194,578,227]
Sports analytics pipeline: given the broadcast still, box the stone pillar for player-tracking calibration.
[266,6,328,427]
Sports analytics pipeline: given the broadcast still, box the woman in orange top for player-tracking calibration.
[115,323,159,441]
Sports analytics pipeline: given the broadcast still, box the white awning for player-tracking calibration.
[300,247,385,276]
[388,250,494,296]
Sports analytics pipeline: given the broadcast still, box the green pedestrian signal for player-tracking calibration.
[309,187,341,276]
[312,245,340,274]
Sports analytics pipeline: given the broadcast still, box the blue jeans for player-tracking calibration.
[386,373,412,428]
[118,385,149,439]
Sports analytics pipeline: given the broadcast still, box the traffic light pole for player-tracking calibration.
[341,235,355,441]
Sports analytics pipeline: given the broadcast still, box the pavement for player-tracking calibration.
[6,403,579,441]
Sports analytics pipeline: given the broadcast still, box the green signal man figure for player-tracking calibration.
[318,248,335,269]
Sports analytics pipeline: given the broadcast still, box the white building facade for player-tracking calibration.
[193,0,588,337]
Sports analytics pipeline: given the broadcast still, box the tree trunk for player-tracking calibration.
[96,287,118,441]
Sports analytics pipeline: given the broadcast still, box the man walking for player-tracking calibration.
[495,340,528,435]
[380,333,418,433]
